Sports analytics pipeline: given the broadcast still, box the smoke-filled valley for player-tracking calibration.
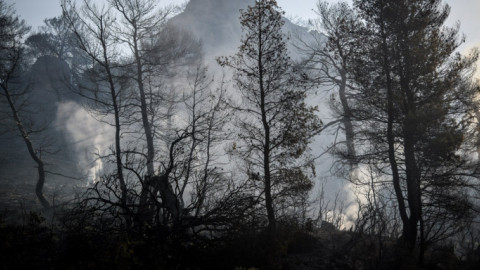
[1,0,480,269]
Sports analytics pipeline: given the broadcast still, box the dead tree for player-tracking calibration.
[0,0,51,209]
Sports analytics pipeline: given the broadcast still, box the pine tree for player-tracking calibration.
[219,0,321,232]
[350,0,479,255]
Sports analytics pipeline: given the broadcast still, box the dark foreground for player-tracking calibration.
[1,210,479,270]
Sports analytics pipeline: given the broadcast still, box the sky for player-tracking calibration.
[5,0,480,74]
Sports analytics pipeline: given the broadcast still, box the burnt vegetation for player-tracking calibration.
[1,0,480,269]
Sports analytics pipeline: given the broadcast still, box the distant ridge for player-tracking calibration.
[169,0,310,60]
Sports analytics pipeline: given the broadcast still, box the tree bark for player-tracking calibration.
[378,11,410,245]
[258,18,276,233]
[338,69,356,165]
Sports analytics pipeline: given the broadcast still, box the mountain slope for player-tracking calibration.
[169,0,311,60]
[168,0,350,215]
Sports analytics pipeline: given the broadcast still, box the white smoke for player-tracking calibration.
[56,101,114,185]
[171,0,356,225]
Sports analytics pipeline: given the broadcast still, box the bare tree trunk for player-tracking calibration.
[122,8,163,223]
[403,117,421,249]
[338,70,356,166]
[63,1,128,218]
[2,84,50,209]
[379,15,410,246]
[133,38,155,176]
[259,28,276,233]
[123,17,157,226]
[419,214,426,264]
[399,25,422,250]
[105,61,129,225]
[149,134,190,222]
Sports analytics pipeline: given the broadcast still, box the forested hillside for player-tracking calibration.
[1,0,479,269]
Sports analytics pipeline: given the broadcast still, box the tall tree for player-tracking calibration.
[62,0,129,213]
[219,0,321,232]
[109,0,165,177]
[296,1,361,173]
[108,0,202,221]
[348,0,479,254]
[0,0,52,209]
